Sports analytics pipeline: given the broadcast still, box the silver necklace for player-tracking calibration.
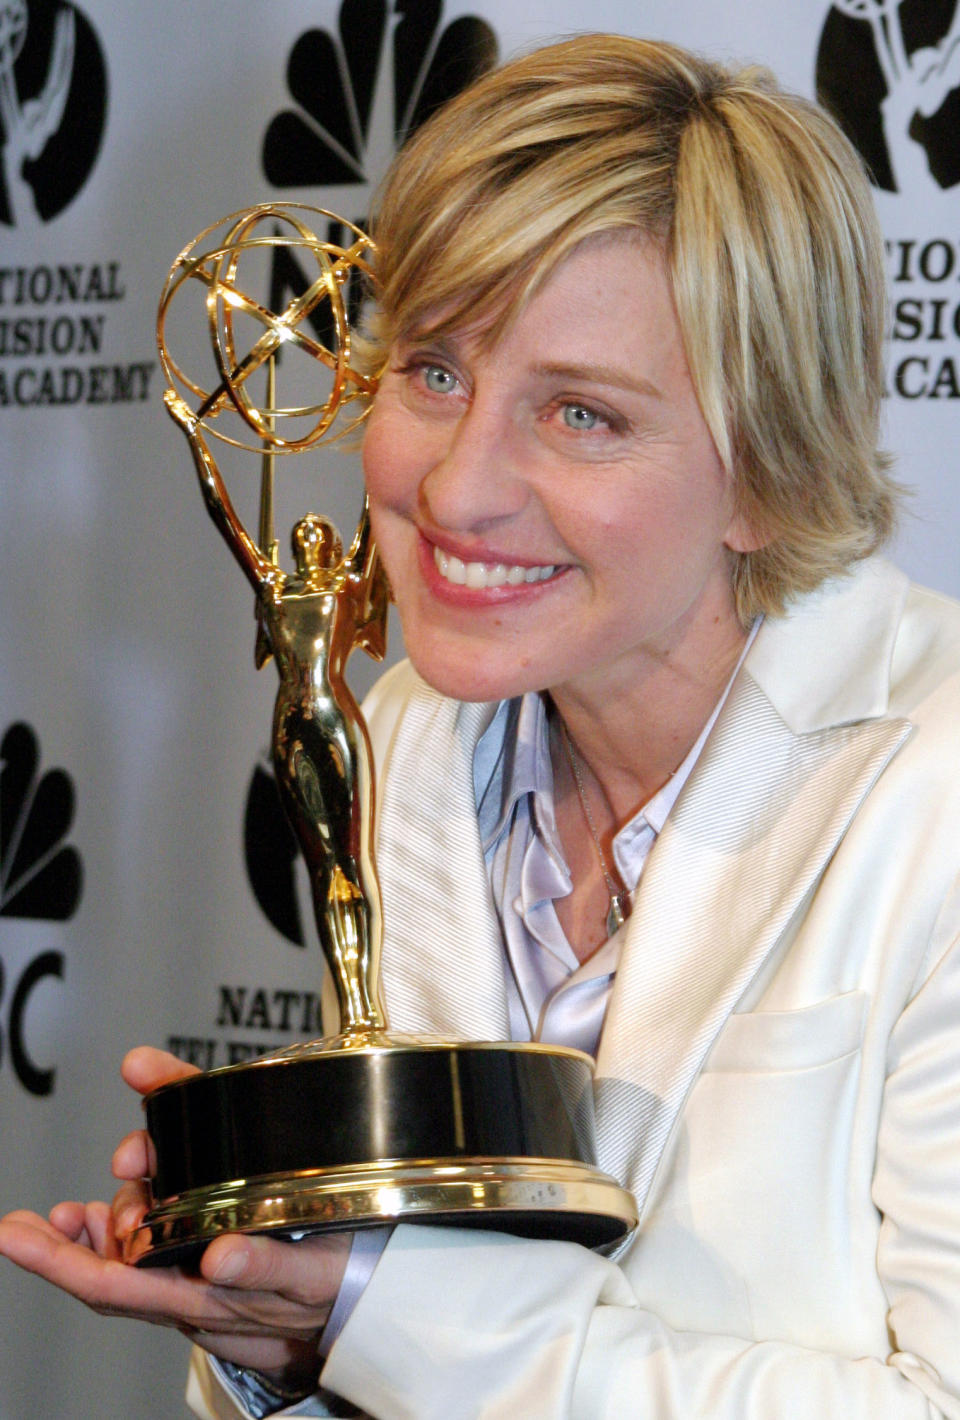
[559,721,629,938]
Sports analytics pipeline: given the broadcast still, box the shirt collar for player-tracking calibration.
[476,693,554,850]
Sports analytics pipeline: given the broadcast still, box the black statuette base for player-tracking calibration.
[126,1040,637,1266]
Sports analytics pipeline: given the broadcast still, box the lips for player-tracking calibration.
[433,545,558,589]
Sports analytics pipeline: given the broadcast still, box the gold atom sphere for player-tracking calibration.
[157,203,378,454]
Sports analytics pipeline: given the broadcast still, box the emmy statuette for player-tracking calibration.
[124,204,637,1267]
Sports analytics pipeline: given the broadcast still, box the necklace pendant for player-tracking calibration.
[605,893,627,937]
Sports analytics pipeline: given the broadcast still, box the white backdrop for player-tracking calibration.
[1,2,957,1416]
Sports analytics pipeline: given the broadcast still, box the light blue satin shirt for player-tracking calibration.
[474,678,740,1057]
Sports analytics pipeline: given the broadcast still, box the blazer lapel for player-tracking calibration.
[594,560,913,1214]
[375,679,510,1041]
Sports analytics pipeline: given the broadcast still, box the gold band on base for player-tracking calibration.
[124,1157,637,1266]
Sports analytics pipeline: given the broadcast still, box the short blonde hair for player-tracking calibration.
[368,34,899,622]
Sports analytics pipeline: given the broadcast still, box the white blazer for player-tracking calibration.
[190,559,960,1419]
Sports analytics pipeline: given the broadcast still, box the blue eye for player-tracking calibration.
[562,404,600,430]
[423,365,458,394]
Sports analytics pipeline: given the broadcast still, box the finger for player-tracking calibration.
[112,1128,157,1181]
[1,1211,104,1281]
[3,1210,76,1245]
[1,1212,334,1348]
[82,1201,121,1260]
[110,1181,151,1241]
[121,1046,200,1096]
[200,1231,350,1307]
[46,1201,120,1259]
[48,1201,89,1242]
[0,1213,225,1328]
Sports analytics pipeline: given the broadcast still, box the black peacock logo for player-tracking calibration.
[1,721,82,919]
[262,0,497,190]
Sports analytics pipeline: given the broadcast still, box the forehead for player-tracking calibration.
[403,232,674,342]
[403,233,688,388]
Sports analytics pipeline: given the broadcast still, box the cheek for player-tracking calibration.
[363,423,421,596]
[573,474,733,597]
[362,405,455,538]
[361,408,406,509]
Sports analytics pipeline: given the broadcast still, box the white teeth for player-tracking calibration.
[434,547,556,589]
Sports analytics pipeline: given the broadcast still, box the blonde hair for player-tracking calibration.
[368,34,899,621]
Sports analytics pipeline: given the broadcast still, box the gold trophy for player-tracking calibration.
[124,204,637,1267]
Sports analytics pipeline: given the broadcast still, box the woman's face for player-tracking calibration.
[363,235,755,706]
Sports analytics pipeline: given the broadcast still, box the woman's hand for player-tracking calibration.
[0,1047,351,1389]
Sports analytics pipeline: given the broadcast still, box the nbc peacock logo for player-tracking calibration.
[1,722,81,1096]
[262,0,497,195]
[1,721,81,921]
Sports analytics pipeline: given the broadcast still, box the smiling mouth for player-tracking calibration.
[433,546,558,589]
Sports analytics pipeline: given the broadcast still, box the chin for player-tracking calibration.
[403,640,539,706]
[408,660,507,705]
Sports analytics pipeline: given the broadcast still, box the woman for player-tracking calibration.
[3,33,960,1420]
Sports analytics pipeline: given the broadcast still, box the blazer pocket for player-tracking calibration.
[703,989,867,1074]
[662,990,873,1344]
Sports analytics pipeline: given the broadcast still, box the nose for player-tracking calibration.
[419,397,530,534]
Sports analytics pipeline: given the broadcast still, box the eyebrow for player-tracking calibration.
[394,332,460,363]
[530,361,664,401]
[394,338,666,404]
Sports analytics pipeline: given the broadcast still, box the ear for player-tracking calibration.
[723,508,770,555]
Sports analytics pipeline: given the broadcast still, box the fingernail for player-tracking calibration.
[210,1248,247,1283]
